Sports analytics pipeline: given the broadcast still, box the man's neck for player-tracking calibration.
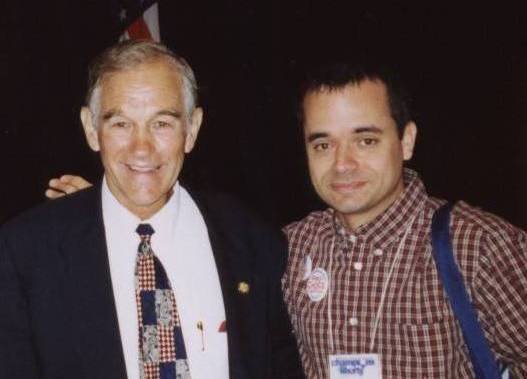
[338,182,406,232]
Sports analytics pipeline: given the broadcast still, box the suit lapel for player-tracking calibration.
[60,188,127,379]
[190,192,252,379]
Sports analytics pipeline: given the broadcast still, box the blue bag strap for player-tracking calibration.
[431,202,502,379]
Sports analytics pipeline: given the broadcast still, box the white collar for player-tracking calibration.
[101,176,181,241]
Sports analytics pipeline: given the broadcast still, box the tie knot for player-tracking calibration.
[136,223,155,238]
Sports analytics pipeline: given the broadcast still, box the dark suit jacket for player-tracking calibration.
[0,186,304,379]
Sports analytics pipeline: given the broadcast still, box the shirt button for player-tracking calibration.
[349,235,357,243]
[349,317,359,326]
[373,248,383,256]
[353,262,363,271]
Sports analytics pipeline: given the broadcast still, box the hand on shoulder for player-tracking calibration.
[45,175,92,199]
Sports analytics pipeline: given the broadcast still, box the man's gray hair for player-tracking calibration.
[86,39,198,118]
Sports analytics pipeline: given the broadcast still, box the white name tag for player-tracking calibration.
[329,354,381,379]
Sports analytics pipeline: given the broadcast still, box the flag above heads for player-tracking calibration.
[117,0,160,42]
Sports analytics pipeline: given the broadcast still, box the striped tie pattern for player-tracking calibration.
[135,223,191,379]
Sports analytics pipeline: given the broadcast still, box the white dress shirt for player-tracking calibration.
[102,178,229,379]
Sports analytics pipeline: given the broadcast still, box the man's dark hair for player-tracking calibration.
[299,62,412,136]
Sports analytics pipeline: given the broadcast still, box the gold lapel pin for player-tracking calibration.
[237,281,250,294]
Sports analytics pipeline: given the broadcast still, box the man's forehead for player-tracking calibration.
[98,65,184,103]
[304,80,390,116]
[305,79,388,104]
[302,80,396,136]
[99,61,182,87]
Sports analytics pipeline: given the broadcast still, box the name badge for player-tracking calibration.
[329,354,381,379]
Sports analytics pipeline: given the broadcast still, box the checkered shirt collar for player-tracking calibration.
[328,168,427,249]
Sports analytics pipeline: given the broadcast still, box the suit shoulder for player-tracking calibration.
[1,187,99,235]
[189,190,288,265]
[190,190,282,237]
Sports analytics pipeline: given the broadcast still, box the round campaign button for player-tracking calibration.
[306,267,329,302]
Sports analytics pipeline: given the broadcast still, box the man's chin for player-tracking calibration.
[327,194,372,215]
[327,193,366,211]
[121,192,169,216]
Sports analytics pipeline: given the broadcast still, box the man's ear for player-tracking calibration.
[80,107,100,152]
[401,121,417,161]
[184,107,203,153]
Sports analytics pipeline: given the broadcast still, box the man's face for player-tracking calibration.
[81,60,202,219]
[303,79,416,230]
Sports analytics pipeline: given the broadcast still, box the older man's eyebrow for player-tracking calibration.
[155,110,183,119]
[101,109,184,121]
[102,109,123,121]
[307,132,329,143]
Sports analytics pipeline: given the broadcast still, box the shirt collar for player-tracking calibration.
[101,177,181,239]
[328,168,427,249]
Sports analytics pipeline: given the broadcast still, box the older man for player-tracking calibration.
[0,40,303,379]
[282,63,527,378]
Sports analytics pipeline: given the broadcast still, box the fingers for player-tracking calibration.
[45,175,93,199]
[59,175,92,191]
[48,178,78,195]
[45,188,67,199]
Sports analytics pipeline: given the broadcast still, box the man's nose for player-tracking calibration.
[130,127,155,155]
[334,145,358,173]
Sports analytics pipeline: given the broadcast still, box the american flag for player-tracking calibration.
[117,0,160,42]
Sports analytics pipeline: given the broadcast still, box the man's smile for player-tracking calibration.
[124,163,162,173]
[330,180,367,193]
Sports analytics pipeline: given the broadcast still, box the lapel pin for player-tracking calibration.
[237,281,250,294]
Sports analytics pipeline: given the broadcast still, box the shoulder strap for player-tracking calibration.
[431,203,501,379]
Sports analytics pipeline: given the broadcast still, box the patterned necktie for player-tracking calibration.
[135,223,191,379]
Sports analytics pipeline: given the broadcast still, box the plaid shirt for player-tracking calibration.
[282,169,527,378]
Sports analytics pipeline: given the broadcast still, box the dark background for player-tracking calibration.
[2,1,527,228]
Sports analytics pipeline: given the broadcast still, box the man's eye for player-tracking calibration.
[360,138,377,146]
[112,121,128,128]
[153,120,171,129]
[313,142,330,151]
